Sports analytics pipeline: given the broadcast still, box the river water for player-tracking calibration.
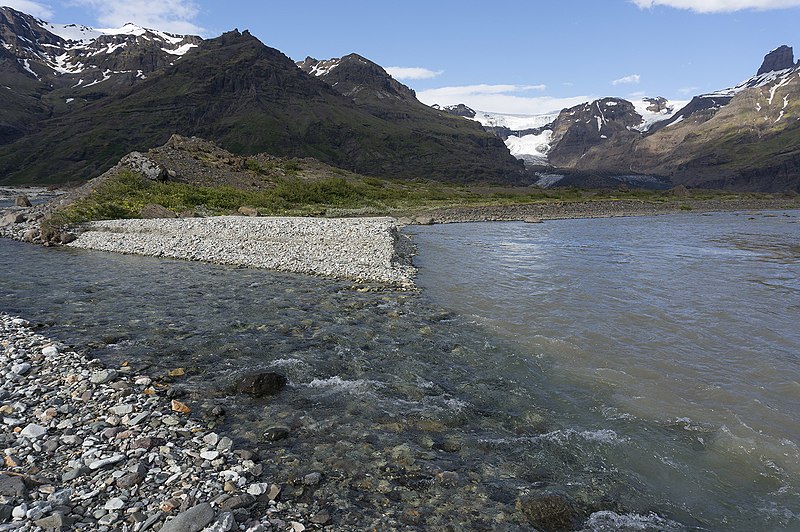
[1,210,798,530]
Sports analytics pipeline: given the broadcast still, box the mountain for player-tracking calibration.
[297,54,521,181]
[440,45,799,192]
[0,8,523,185]
[545,46,800,191]
[0,7,200,145]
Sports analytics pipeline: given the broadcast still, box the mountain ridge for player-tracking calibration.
[0,8,523,185]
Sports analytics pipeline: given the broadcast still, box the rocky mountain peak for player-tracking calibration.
[757,45,795,75]
[297,52,416,101]
[432,103,476,118]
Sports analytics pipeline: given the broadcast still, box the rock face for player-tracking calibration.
[547,98,642,167]
[758,45,795,75]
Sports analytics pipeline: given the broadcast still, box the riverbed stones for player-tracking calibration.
[0,314,317,531]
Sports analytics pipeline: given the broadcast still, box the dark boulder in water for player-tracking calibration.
[234,372,287,397]
[516,494,579,531]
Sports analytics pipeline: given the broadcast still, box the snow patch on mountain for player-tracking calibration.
[703,66,800,99]
[471,111,557,131]
[505,131,553,165]
[632,98,687,132]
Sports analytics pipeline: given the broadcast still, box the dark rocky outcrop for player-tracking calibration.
[758,45,795,75]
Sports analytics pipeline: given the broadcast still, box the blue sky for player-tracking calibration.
[6,0,800,114]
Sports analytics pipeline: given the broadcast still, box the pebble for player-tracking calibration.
[20,423,47,439]
[10,362,31,375]
[90,369,117,384]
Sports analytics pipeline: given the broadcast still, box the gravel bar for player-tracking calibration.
[67,216,416,288]
[0,313,325,531]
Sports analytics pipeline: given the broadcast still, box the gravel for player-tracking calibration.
[67,216,416,288]
[0,314,321,531]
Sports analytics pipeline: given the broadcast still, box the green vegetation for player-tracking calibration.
[41,169,791,235]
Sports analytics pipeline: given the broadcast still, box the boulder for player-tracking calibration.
[233,372,287,397]
[140,203,178,219]
[670,184,690,198]
[59,233,77,245]
[121,151,169,181]
[22,229,38,242]
[516,494,579,531]
[14,195,32,207]
[1,212,25,226]
[237,206,259,217]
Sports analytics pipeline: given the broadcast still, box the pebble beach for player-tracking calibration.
[0,314,324,531]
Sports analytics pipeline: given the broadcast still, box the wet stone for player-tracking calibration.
[263,426,289,442]
[233,372,287,397]
[516,494,579,532]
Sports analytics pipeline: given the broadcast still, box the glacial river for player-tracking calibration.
[1,210,798,530]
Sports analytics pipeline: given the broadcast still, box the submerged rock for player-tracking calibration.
[516,494,580,531]
[233,372,287,397]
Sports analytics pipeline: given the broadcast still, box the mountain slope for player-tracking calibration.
[0,9,523,185]
[530,46,800,191]
[298,54,523,181]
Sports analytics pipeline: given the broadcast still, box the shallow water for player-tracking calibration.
[0,210,798,530]
[409,210,800,530]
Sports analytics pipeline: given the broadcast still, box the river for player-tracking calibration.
[1,210,798,530]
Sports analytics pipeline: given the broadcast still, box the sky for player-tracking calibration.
[5,0,800,115]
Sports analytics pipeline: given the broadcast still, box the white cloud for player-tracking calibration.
[417,84,588,115]
[385,67,443,80]
[72,0,205,34]
[3,0,54,19]
[678,86,699,94]
[631,0,800,12]
[612,74,641,85]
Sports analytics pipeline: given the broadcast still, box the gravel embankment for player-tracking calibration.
[67,217,416,288]
[0,314,324,531]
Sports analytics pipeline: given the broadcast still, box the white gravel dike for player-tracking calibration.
[67,217,416,288]
[0,314,321,531]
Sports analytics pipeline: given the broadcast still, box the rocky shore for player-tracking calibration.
[65,217,416,289]
[0,313,326,531]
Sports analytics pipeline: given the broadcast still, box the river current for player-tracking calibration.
[1,210,798,530]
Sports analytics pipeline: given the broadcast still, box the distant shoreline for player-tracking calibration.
[400,196,800,225]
